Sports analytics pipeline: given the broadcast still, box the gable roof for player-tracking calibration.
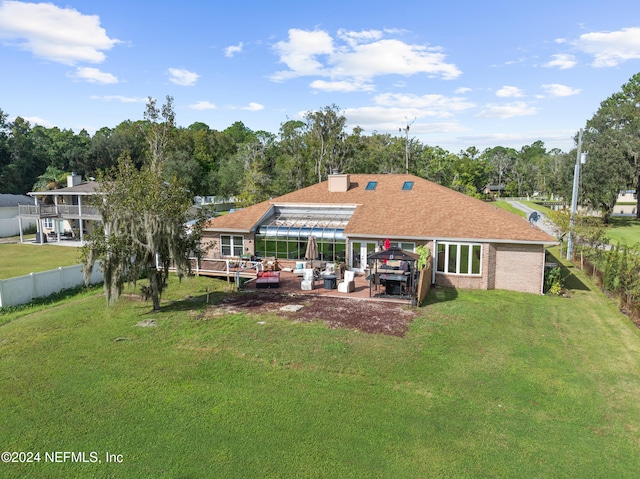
[0,194,34,207]
[28,181,99,196]
[205,174,557,244]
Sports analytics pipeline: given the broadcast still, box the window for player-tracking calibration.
[390,241,415,252]
[436,242,481,275]
[402,181,414,190]
[365,181,378,191]
[221,235,244,257]
[42,218,53,229]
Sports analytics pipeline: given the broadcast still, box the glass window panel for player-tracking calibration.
[221,235,231,256]
[472,245,481,274]
[437,244,445,273]
[459,245,469,274]
[448,244,457,273]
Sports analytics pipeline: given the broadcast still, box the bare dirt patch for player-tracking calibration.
[206,292,417,337]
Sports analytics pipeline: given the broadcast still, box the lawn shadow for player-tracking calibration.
[546,250,591,292]
[420,286,458,307]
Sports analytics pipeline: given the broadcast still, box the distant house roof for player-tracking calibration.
[0,194,35,207]
[28,181,99,196]
[205,174,557,245]
[483,184,506,192]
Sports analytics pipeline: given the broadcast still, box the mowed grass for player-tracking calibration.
[1,272,640,478]
[0,243,82,279]
[607,216,640,246]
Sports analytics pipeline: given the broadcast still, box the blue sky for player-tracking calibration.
[1,0,640,153]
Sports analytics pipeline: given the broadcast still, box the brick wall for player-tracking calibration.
[493,243,544,294]
[434,242,544,294]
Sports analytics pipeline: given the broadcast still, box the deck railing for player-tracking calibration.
[18,204,101,219]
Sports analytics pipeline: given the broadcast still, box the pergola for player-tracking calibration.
[366,246,420,304]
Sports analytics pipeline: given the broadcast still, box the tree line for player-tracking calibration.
[2,80,640,220]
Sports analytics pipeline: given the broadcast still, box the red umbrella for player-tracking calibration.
[384,238,391,250]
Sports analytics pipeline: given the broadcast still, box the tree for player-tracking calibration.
[585,73,640,219]
[83,97,203,311]
[483,146,517,196]
[581,127,631,223]
[304,104,347,182]
[32,165,69,200]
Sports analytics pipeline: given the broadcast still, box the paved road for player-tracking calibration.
[507,201,558,238]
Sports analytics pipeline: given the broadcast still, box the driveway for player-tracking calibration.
[507,201,558,238]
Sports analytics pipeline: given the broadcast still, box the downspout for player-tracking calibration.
[431,240,437,285]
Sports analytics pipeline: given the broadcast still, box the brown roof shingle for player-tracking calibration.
[204,174,556,244]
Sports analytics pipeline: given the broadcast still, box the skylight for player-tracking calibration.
[365,181,378,191]
[402,181,414,190]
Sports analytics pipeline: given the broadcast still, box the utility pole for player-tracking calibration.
[567,128,585,260]
[399,118,414,174]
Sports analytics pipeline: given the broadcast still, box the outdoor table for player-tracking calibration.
[323,274,337,289]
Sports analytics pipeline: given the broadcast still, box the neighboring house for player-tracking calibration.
[614,190,638,216]
[18,174,100,243]
[203,173,557,295]
[482,184,505,196]
[617,189,637,203]
[0,194,36,237]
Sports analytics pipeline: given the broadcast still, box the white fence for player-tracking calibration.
[0,263,103,308]
[0,217,36,238]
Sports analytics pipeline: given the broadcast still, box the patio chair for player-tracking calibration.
[337,270,355,293]
[301,268,315,291]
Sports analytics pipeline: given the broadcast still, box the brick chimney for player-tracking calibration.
[328,170,350,192]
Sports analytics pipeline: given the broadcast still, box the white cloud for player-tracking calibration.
[574,27,640,67]
[227,102,264,111]
[241,102,264,111]
[336,28,383,47]
[189,101,217,110]
[455,87,472,94]
[20,115,54,128]
[0,0,119,65]
[271,29,334,81]
[541,83,581,97]
[168,68,200,86]
[225,42,243,58]
[91,95,146,103]
[343,106,468,134]
[374,92,475,116]
[270,28,461,90]
[476,102,538,119]
[73,67,118,84]
[309,79,375,92]
[543,53,577,70]
[496,86,524,98]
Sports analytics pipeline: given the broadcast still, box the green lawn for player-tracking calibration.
[0,243,82,279]
[1,268,640,478]
[606,216,640,247]
[493,199,525,217]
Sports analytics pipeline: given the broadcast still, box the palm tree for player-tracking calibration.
[32,166,68,203]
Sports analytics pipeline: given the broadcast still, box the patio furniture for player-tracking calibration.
[301,268,315,291]
[337,270,355,293]
[256,271,280,289]
[323,274,337,290]
[293,261,307,277]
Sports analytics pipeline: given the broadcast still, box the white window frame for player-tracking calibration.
[42,218,53,229]
[390,241,415,252]
[436,242,482,275]
[221,235,244,257]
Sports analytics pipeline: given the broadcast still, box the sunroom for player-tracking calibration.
[253,205,353,262]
